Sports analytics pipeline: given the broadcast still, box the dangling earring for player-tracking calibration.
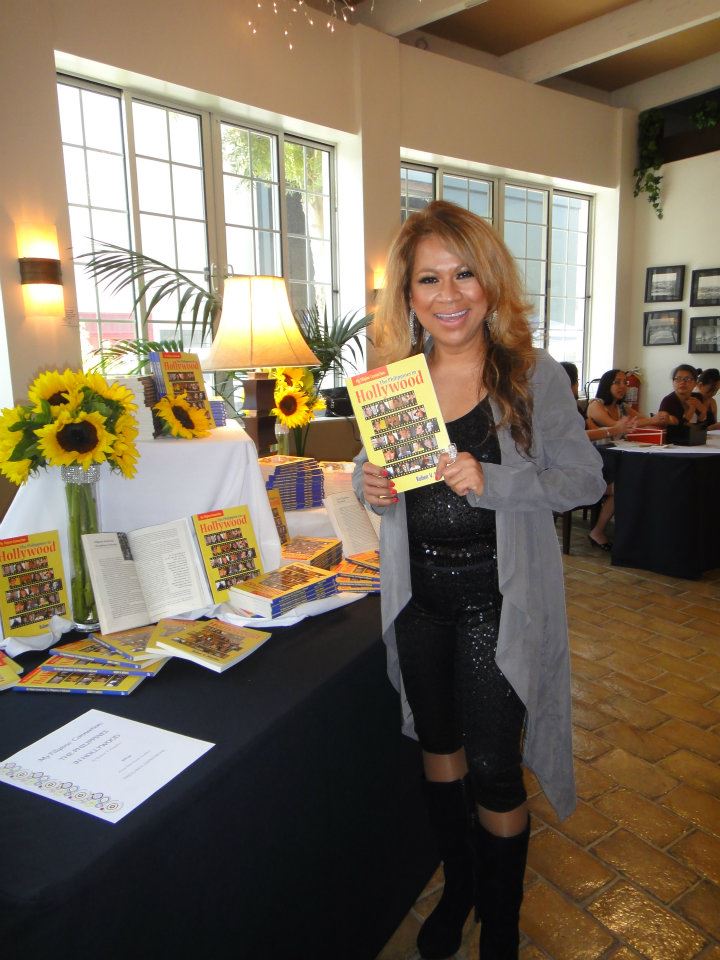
[408,307,419,347]
[486,309,498,333]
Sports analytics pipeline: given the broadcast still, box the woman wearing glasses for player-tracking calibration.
[659,365,707,425]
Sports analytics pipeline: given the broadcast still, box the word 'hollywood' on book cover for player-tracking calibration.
[346,355,451,493]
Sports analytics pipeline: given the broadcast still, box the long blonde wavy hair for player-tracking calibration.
[374,200,536,453]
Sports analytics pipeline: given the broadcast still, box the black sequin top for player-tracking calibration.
[405,398,500,563]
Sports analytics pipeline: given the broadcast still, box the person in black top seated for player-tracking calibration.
[658,364,707,425]
[560,362,634,550]
[692,368,720,431]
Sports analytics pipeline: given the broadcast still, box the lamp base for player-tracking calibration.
[241,377,277,456]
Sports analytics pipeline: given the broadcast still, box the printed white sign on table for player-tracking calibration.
[0,709,214,823]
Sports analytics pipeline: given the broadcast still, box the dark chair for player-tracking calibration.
[559,501,602,554]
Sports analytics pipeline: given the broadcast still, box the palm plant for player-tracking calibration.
[76,241,221,345]
[294,304,373,386]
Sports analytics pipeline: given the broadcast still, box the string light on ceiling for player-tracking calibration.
[245,1,368,49]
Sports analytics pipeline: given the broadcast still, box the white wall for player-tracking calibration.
[628,150,720,415]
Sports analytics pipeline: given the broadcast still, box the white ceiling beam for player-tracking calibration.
[351,0,489,37]
[499,0,720,83]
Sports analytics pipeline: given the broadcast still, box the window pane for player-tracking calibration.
[222,127,250,176]
[169,111,201,165]
[402,165,434,221]
[256,230,280,275]
[226,225,255,274]
[254,180,276,230]
[251,132,275,181]
[87,152,128,210]
[58,85,83,144]
[224,176,253,226]
[285,140,332,292]
[175,219,207,272]
[504,186,526,221]
[504,221,525,259]
[91,209,129,247]
[140,213,176,265]
[63,145,88,205]
[171,165,204,220]
[82,89,124,153]
[133,102,169,159]
[137,157,173,214]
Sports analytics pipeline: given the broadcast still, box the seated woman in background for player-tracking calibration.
[658,364,707,425]
[692,368,720,430]
[560,363,634,551]
[587,369,666,432]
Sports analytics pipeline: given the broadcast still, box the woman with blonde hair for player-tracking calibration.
[353,201,604,960]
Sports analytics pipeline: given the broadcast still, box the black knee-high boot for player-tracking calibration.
[473,817,530,960]
[417,776,476,960]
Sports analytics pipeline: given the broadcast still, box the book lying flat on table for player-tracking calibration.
[280,536,342,570]
[81,506,262,635]
[150,618,272,673]
[0,651,22,691]
[14,666,146,696]
[228,562,337,619]
[346,354,451,493]
[50,634,160,666]
[0,530,69,638]
[40,654,167,678]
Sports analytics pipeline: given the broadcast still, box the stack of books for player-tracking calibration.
[258,455,325,510]
[280,536,343,570]
[228,562,337,618]
[13,626,174,696]
[333,555,381,593]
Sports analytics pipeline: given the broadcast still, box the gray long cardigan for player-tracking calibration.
[352,349,606,820]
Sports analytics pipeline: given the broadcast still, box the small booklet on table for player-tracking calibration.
[149,618,272,673]
[346,354,450,493]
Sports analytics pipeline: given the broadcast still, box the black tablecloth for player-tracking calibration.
[0,597,436,960]
[606,449,720,579]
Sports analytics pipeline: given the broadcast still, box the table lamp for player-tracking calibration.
[202,275,319,454]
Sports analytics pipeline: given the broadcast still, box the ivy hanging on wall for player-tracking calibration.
[633,109,665,219]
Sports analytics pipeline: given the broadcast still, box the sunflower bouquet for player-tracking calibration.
[0,369,139,628]
[271,367,325,457]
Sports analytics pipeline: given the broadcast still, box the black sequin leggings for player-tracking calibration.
[394,545,527,812]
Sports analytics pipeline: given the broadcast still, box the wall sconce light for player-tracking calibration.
[16,225,65,318]
[373,267,386,292]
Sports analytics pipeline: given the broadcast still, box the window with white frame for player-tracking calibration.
[57,76,337,369]
[399,163,591,376]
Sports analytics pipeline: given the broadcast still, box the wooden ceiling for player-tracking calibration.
[346,0,720,94]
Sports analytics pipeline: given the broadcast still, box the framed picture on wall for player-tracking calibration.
[644,265,685,303]
[643,309,682,346]
[690,268,720,307]
[689,316,720,353]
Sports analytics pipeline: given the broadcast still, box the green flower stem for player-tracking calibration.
[292,424,311,457]
[65,478,99,626]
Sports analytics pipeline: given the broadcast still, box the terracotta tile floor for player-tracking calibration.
[377,517,720,960]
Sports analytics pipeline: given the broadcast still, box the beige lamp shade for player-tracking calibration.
[202,275,319,371]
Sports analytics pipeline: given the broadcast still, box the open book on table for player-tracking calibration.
[81,506,262,635]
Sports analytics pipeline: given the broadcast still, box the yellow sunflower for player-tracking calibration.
[273,386,312,429]
[111,436,139,478]
[27,369,83,414]
[0,455,32,485]
[0,406,26,456]
[115,412,139,442]
[83,372,137,413]
[154,395,212,439]
[272,366,314,400]
[35,409,115,469]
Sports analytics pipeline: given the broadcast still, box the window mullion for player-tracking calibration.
[122,90,146,340]
[277,131,289,283]
[204,113,225,302]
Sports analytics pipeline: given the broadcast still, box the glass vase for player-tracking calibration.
[62,464,100,631]
[275,422,291,456]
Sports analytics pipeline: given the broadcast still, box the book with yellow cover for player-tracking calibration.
[94,624,185,662]
[267,488,289,545]
[150,350,213,420]
[346,354,450,493]
[0,651,23,691]
[14,665,145,695]
[191,506,263,602]
[39,654,167,677]
[0,531,69,638]
[152,618,272,673]
[228,562,337,618]
[143,618,199,656]
[280,536,342,570]
[50,636,137,666]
